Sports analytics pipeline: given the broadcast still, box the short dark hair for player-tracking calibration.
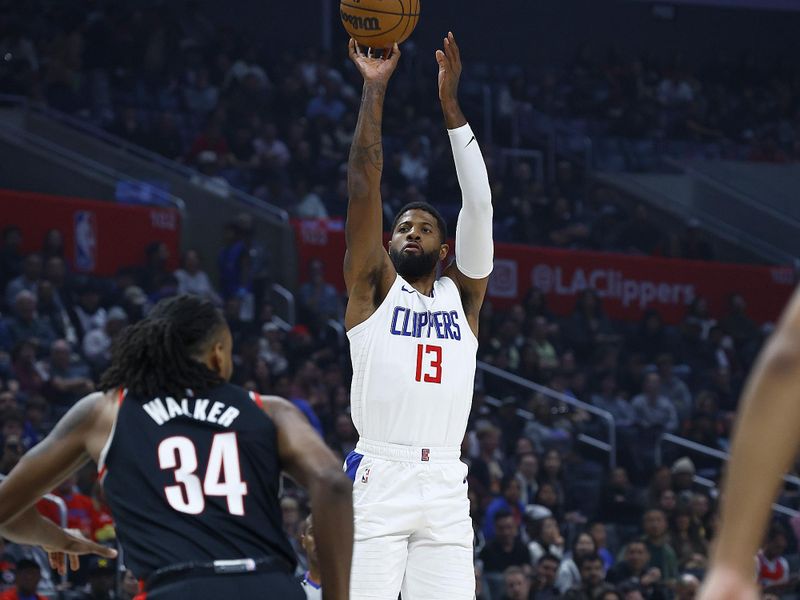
[493,509,514,524]
[576,552,602,570]
[15,559,39,572]
[391,202,447,243]
[538,553,561,566]
[99,295,227,398]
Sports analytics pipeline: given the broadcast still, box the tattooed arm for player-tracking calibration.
[0,392,118,572]
[343,40,401,330]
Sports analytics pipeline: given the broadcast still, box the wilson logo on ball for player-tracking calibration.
[340,10,382,31]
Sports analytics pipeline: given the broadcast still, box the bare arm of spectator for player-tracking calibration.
[343,40,401,331]
[699,287,800,600]
[263,396,353,600]
[50,375,94,394]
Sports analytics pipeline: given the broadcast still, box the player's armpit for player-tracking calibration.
[0,392,105,528]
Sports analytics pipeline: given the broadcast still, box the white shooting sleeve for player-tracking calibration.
[448,123,494,279]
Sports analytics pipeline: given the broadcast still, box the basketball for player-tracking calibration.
[340,0,420,50]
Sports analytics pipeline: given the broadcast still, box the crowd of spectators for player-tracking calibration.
[4,0,791,254]
[0,1,798,599]
[0,214,795,599]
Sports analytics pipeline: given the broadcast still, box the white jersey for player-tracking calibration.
[347,274,478,447]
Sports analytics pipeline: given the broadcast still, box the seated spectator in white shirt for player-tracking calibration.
[174,250,222,305]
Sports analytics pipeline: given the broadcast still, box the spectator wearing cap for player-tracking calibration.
[484,475,526,541]
[82,306,128,372]
[40,339,93,416]
[607,540,666,600]
[675,573,699,600]
[174,250,221,305]
[0,558,45,600]
[4,254,42,309]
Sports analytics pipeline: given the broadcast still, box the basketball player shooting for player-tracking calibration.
[344,32,493,600]
[698,286,800,600]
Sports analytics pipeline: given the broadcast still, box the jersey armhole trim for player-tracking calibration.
[97,389,125,480]
[249,391,264,409]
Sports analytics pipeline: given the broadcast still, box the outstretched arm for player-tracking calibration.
[265,396,353,600]
[439,33,493,335]
[699,286,800,600]
[344,41,400,329]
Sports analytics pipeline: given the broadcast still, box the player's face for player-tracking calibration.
[389,210,448,279]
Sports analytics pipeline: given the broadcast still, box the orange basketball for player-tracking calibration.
[340,0,420,50]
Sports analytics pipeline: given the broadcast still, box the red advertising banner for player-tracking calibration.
[0,190,180,275]
[293,219,796,325]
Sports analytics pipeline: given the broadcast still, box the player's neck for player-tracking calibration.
[402,273,437,297]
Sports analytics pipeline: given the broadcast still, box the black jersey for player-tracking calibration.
[100,384,295,580]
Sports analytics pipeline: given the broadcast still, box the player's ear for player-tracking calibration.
[439,243,449,261]
[209,340,226,376]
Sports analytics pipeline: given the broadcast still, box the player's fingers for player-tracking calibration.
[69,553,80,572]
[389,42,401,63]
[435,49,447,68]
[448,31,460,58]
[48,552,59,571]
[348,38,357,59]
[353,39,363,58]
[367,46,372,59]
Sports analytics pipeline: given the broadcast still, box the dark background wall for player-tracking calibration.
[209,0,800,67]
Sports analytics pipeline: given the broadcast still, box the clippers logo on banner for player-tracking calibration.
[74,210,97,272]
[489,259,518,299]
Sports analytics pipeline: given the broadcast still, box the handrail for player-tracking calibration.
[0,473,69,586]
[668,158,800,230]
[270,283,296,327]
[326,318,346,348]
[593,171,796,266]
[656,433,800,518]
[657,433,800,488]
[0,123,186,214]
[0,94,289,224]
[477,361,617,469]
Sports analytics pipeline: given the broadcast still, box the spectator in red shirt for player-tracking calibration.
[36,476,98,540]
[0,559,45,600]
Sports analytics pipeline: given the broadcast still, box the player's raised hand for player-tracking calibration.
[43,528,118,576]
[349,39,401,85]
[436,31,463,104]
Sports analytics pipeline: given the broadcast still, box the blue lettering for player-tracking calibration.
[441,311,453,339]
[390,306,405,335]
[449,311,461,340]
[432,312,444,339]
[415,312,429,338]
[402,308,412,336]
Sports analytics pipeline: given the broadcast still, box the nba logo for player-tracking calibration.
[74,211,97,272]
[361,468,371,484]
[421,449,430,462]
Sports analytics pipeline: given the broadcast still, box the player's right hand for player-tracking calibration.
[348,39,401,85]
[697,566,760,600]
[43,528,118,575]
